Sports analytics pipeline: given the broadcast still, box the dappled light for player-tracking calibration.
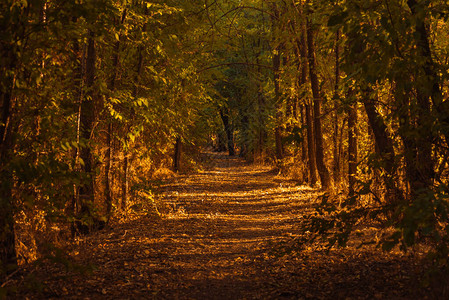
[5,153,430,298]
[1,0,449,298]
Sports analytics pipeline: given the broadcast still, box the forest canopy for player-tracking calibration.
[1,0,449,291]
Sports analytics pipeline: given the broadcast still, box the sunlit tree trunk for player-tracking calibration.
[255,36,267,159]
[272,6,284,160]
[299,104,307,163]
[348,103,358,195]
[306,17,331,190]
[273,44,284,160]
[173,137,182,172]
[332,30,341,185]
[305,103,317,185]
[295,15,317,185]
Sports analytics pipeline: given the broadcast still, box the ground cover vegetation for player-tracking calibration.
[1,0,449,298]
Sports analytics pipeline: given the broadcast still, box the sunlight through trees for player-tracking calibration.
[1,0,449,297]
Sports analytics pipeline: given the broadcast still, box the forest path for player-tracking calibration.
[99,152,314,299]
[16,152,428,299]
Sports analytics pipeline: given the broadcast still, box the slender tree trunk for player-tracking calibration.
[271,4,284,160]
[106,8,127,217]
[0,74,17,278]
[405,1,436,191]
[363,89,404,204]
[122,154,129,210]
[300,104,307,163]
[123,29,145,210]
[239,114,249,157]
[395,86,433,198]
[173,137,182,172]
[295,16,317,185]
[219,109,235,156]
[257,89,267,158]
[348,104,358,195]
[70,19,83,227]
[306,18,331,189]
[255,39,267,158]
[77,29,96,230]
[333,30,341,185]
[407,0,448,136]
[105,122,113,216]
[363,91,395,174]
[305,102,317,185]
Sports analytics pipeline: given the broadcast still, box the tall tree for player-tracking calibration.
[76,28,97,231]
[306,13,331,189]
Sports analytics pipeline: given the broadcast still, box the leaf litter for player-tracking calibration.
[6,152,433,299]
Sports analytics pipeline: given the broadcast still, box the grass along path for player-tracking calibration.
[10,152,431,299]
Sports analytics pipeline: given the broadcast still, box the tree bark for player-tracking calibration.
[105,8,127,218]
[407,0,447,126]
[299,105,307,163]
[272,45,283,159]
[348,104,358,195]
[305,103,317,185]
[333,30,341,185]
[271,7,284,160]
[0,73,17,278]
[122,27,144,211]
[306,18,331,189]
[77,29,96,231]
[404,0,436,191]
[295,15,317,185]
[363,89,404,204]
[363,92,395,174]
[173,137,182,172]
[219,109,235,156]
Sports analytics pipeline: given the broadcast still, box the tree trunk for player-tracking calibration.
[333,30,341,185]
[405,1,436,191]
[363,91,395,174]
[348,104,358,195]
[105,122,113,216]
[219,109,235,156]
[407,0,448,139]
[273,47,283,160]
[122,154,129,210]
[77,29,96,232]
[305,103,317,185]
[395,86,433,198]
[105,8,127,218]
[273,41,283,160]
[295,16,317,185]
[306,18,331,190]
[0,75,17,278]
[173,137,182,172]
[271,4,284,160]
[122,27,144,211]
[239,114,249,157]
[299,105,307,163]
[363,89,404,204]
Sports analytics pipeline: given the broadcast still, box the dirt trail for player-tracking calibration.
[12,152,429,299]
